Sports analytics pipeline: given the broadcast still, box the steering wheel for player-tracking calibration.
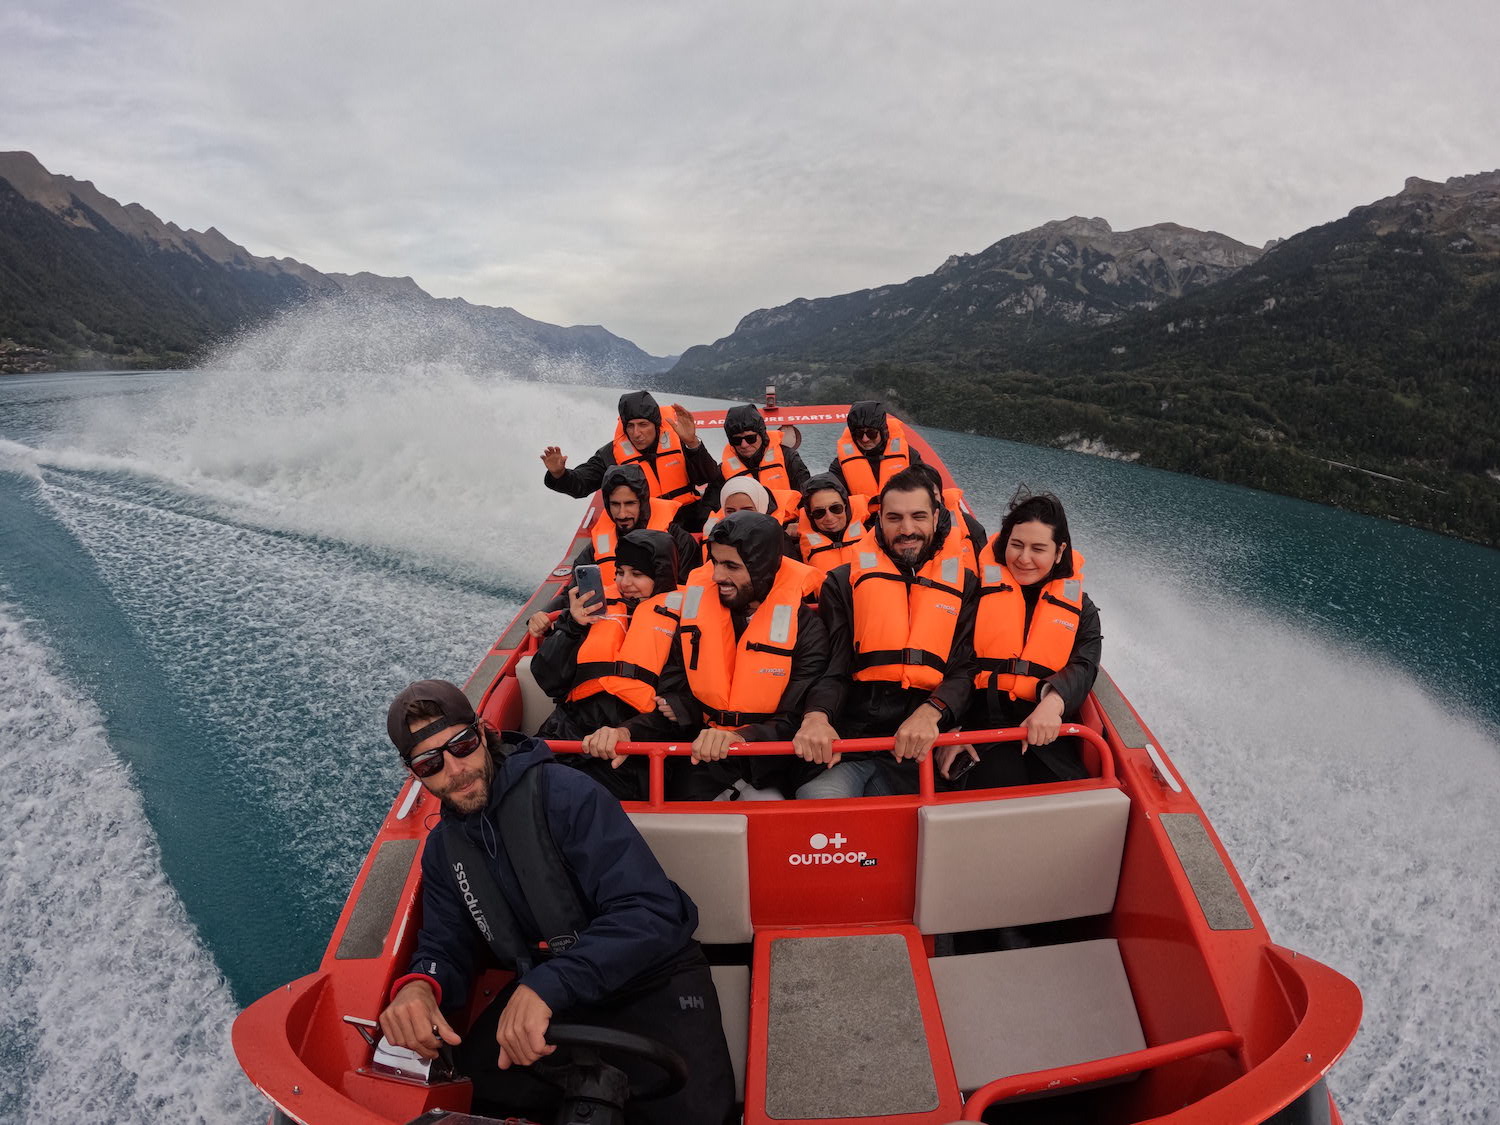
[535,1023,688,1102]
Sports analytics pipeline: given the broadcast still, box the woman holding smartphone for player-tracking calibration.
[529,529,685,801]
[940,489,1102,790]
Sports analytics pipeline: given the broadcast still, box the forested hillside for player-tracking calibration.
[666,173,1500,546]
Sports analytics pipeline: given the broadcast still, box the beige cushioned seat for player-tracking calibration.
[710,964,750,1100]
[512,655,553,736]
[929,939,1146,1092]
[916,787,1130,933]
[627,812,752,944]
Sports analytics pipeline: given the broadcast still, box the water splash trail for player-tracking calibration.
[0,604,258,1124]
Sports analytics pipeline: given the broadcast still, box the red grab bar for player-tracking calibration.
[545,724,1112,805]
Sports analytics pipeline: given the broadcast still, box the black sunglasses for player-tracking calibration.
[729,432,761,446]
[852,427,882,441]
[405,723,482,779]
[809,502,846,520]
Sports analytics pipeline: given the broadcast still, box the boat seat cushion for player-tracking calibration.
[915,787,1130,933]
[627,813,752,944]
[513,655,553,737]
[930,939,1146,1092]
[710,964,749,1101]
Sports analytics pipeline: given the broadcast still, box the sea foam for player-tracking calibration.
[0,604,258,1124]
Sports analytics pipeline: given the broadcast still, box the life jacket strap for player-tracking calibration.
[703,707,777,728]
[744,639,796,658]
[574,660,661,687]
[854,647,949,674]
[852,568,964,599]
[974,656,1058,679]
[1041,592,1082,614]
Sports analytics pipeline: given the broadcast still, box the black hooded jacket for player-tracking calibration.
[542,390,720,516]
[803,511,977,739]
[826,400,924,489]
[720,404,811,491]
[533,529,691,740]
[629,512,828,748]
[545,465,701,611]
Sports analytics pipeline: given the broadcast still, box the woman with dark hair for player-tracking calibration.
[939,488,1102,789]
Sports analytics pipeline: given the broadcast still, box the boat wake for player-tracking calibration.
[1100,575,1500,1124]
[0,605,258,1124]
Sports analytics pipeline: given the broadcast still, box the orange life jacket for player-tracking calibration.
[613,420,696,502]
[719,429,793,491]
[796,495,871,575]
[971,544,1085,702]
[677,558,819,729]
[849,526,973,691]
[943,487,979,571]
[567,586,684,712]
[835,417,911,497]
[588,498,680,585]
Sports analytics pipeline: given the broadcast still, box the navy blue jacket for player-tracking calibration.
[403,736,698,1013]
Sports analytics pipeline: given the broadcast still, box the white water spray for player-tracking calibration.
[0,605,257,1124]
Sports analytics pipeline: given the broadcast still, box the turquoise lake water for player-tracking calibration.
[2,335,1496,1122]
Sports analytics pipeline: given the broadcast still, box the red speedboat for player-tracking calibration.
[233,404,1361,1124]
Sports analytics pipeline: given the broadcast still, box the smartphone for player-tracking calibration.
[573,564,606,613]
[946,752,979,784]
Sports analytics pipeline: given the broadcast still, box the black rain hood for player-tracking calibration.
[615,529,679,593]
[707,511,785,602]
[617,390,662,427]
[847,400,888,436]
[800,471,850,508]
[724,403,768,438]
[600,463,653,528]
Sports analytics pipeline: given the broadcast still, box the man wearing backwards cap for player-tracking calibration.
[378,680,734,1123]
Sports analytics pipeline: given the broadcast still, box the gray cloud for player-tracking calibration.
[3,0,1498,354]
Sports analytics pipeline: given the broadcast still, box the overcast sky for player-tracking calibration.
[4,0,1497,355]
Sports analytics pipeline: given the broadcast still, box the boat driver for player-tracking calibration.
[378,679,736,1123]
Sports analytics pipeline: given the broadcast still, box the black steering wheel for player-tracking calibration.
[536,1023,688,1102]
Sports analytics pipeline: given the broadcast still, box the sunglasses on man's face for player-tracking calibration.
[729,432,761,446]
[809,503,846,520]
[853,427,882,441]
[405,723,482,779]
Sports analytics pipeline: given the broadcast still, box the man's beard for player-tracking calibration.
[439,752,494,816]
[891,536,929,565]
[719,583,755,612]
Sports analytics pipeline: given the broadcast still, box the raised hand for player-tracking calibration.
[541,446,568,476]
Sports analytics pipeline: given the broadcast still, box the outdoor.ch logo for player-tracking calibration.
[788,830,877,867]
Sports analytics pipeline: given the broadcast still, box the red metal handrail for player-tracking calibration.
[961,1030,1244,1118]
[545,724,1112,805]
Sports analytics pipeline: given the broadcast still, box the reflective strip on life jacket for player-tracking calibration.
[849,526,972,691]
[568,588,682,712]
[587,498,680,585]
[678,558,818,728]
[719,429,792,491]
[971,544,1085,702]
[835,417,910,497]
[614,420,696,501]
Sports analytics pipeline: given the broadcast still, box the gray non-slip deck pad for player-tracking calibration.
[765,933,938,1119]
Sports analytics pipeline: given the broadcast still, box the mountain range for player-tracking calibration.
[662,173,1500,547]
[0,152,672,378]
[3,150,1496,545]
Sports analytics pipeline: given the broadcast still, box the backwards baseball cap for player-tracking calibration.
[386,679,477,755]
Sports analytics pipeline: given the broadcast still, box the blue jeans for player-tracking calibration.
[795,757,904,799]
